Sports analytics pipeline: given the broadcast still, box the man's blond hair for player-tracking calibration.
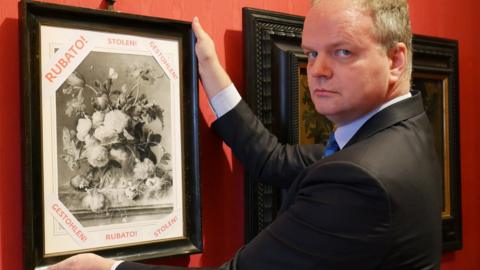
[311,0,413,81]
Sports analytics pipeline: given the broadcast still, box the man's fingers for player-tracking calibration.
[192,16,206,40]
[47,261,65,270]
[47,257,71,270]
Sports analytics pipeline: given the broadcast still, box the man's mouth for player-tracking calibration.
[312,88,337,96]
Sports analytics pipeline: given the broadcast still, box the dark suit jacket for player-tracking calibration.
[118,91,442,270]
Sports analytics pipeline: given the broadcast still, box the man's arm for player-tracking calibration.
[212,100,323,188]
[193,17,323,186]
[192,17,231,100]
[47,254,225,270]
[47,253,116,270]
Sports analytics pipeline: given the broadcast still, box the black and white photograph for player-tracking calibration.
[56,52,175,226]
[40,25,186,256]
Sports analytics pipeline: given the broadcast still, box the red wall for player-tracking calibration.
[0,0,479,269]
[409,0,480,268]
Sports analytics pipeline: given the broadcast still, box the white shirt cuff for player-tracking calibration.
[110,261,123,270]
[210,84,242,118]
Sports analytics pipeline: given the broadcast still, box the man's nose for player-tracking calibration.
[308,54,333,79]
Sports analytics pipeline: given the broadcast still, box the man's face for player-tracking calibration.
[302,0,394,125]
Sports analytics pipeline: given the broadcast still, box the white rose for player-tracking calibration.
[93,126,118,144]
[86,145,109,168]
[110,147,130,163]
[76,118,92,141]
[84,134,99,147]
[92,111,105,128]
[104,110,130,133]
[133,158,155,180]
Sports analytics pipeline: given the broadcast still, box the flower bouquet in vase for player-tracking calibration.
[57,59,173,225]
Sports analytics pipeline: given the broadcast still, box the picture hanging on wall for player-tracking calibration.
[21,1,201,269]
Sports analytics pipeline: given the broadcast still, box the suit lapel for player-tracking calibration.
[345,91,425,148]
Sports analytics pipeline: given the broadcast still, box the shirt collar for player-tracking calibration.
[334,92,412,149]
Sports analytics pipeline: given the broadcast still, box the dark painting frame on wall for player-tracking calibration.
[243,7,461,251]
[412,35,462,251]
[21,1,201,269]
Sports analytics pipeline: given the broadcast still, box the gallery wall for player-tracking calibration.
[0,0,479,269]
[409,1,480,268]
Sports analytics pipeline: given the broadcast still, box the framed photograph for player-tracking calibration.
[243,7,462,251]
[21,1,201,269]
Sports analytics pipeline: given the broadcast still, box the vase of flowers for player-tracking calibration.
[59,63,172,215]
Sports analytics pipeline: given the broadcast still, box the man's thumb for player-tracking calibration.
[192,17,205,39]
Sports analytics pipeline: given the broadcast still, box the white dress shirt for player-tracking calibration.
[111,261,123,270]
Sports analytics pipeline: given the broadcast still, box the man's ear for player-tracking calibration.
[388,42,407,84]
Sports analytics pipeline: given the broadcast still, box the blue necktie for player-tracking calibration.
[322,132,340,158]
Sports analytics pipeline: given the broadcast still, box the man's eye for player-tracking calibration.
[306,51,318,59]
[335,49,352,57]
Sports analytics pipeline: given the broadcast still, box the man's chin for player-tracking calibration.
[314,109,336,122]
[313,104,336,118]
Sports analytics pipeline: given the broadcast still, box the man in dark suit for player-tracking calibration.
[49,0,442,269]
